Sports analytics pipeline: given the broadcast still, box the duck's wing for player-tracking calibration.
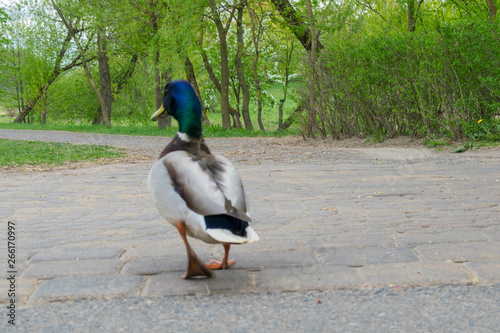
[210,154,249,216]
[162,151,251,223]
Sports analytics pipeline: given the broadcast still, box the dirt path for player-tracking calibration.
[3,129,498,172]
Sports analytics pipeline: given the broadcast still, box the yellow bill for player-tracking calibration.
[151,104,166,121]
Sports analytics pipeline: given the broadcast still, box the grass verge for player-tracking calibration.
[0,139,125,167]
[0,122,298,138]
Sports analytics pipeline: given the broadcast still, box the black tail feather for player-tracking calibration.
[204,214,249,237]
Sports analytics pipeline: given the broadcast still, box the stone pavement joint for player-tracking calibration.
[0,129,499,305]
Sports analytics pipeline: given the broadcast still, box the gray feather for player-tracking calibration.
[162,151,251,222]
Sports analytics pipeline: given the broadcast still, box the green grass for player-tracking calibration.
[0,81,302,136]
[0,139,125,167]
[423,137,450,148]
[0,121,299,138]
[0,114,15,124]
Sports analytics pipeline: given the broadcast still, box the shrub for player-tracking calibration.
[300,20,500,140]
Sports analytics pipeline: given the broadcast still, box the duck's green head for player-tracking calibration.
[151,80,202,138]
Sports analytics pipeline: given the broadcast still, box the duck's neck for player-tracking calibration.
[177,115,202,140]
[182,125,202,140]
[158,131,204,159]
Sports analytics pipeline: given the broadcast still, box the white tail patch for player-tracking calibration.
[245,227,260,243]
[206,226,259,244]
[206,229,249,244]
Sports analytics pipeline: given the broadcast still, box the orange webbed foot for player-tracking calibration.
[183,249,213,279]
[206,258,235,270]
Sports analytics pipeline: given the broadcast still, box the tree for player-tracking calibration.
[161,0,217,128]
[90,0,139,125]
[94,29,112,124]
[0,6,10,98]
[249,1,266,131]
[235,1,253,130]
[304,0,319,137]
[485,0,497,21]
[275,31,297,131]
[146,0,172,130]
[198,4,243,129]
[407,0,425,32]
[208,0,236,129]
[270,0,323,52]
[7,1,89,123]
[0,6,8,65]
[51,0,111,126]
[184,55,210,125]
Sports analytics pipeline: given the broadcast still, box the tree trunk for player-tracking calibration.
[93,53,138,124]
[199,31,222,93]
[278,98,285,130]
[147,4,171,130]
[282,105,303,130]
[155,49,172,130]
[278,70,288,130]
[40,92,48,124]
[219,34,233,130]
[305,0,319,137]
[407,0,416,32]
[14,84,49,123]
[270,0,323,52]
[486,0,497,21]
[154,50,165,130]
[208,0,235,129]
[249,4,265,132]
[93,30,113,125]
[185,55,210,126]
[115,54,138,94]
[200,36,242,128]
[83,61,111,126]
[235,3,253,131]
[278,40,294,131]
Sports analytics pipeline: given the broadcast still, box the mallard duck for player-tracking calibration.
[148,80,259,279]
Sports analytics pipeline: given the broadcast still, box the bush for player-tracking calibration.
[301,20,500,140]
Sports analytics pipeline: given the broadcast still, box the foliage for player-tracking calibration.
[462,118,500,142]
[0,0,499,142]
[0,121,299,138]
[302,18,500,140]
[0,5,9,97]
[0,138,124,167]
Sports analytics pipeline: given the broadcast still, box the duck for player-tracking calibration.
[147,79,259,279]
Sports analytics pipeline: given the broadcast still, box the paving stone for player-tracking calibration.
[230,238,305,253]
[143,269,255,297]
[256,266,362,292]
[2,130,500,305]
[320,247,419,267]
[29,275,144,303]
[232,250,317,270]
[307,233,396,250]
[21,259,120,279]
[396,230,488,248]
[121,257,185,275]
[358,262,472,287]
[483,228,500,242]
[120,243,185,260]
[465,259,500,284]
[415,242,500,262]
[29,247,124,263]
[0,279,38,304]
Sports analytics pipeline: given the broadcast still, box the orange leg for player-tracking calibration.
[206,244,235,270]
[175,221,212,279]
